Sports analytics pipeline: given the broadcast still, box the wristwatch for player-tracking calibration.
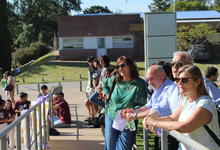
[131,112,137,120]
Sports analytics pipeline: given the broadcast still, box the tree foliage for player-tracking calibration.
[177,24,215,50]
[148,0,172,12]
[8,0,82,47]
[167,0,208,11]
[0,0,12,73]
[83,5,112,14]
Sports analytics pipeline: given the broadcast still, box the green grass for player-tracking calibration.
[16,51,220,84]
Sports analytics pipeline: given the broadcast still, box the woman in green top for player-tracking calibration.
[102,56,147,150]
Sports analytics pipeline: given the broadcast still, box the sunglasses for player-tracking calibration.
[116,63,126,69]
[170,62,185,68]
[174,77,195,84]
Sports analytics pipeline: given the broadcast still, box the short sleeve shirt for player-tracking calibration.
[179,96,220,150]
[14,100,31,116]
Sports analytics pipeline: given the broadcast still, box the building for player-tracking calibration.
[58,14,144,60]
[58,11,220,60]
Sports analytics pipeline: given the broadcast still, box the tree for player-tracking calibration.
[148,0,172,12]
[177,24,215,50]
[8,0,82,47]
[167,0,208,11]
[83,5,112,14]
[0,0,12,73]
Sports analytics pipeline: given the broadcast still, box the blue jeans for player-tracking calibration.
[89,91,105,108]
[104,115,136,150]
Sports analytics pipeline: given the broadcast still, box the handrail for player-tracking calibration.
[161,129,210,150]
[0,97,49,150]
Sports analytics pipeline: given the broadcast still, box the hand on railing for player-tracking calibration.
[142,115,158,136]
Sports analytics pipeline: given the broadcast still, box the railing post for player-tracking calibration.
[38,105,43,150]
[24,115,31,150]
[42,101,47,146]
[33,109,38,150]
[80,74,82,92]
[0,135,7,150]
[161,129,168,150]
[50,98,54,128]
[38,83,40,92]
[143,128,149,150]
[16,123,22,150]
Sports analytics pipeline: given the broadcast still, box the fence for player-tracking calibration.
[0,98,49,150]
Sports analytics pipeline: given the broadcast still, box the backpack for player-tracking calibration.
[4,84,13,91]
[49,128,60,136]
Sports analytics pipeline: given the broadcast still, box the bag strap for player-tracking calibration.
[105,78,116,105]
[204,125,220,147]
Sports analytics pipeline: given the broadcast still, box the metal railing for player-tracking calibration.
[160,129,209,150]
[0,98,49,150]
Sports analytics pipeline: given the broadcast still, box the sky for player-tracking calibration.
[78,0,153,14]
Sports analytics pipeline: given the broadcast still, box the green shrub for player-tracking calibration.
[12,42,50,66]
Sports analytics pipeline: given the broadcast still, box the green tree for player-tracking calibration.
[83,5,112,14]
[148,0,172,12]
[9,0,82,47]
[0,0,12,73]
[177,24,215,50]
[167,0,208,11]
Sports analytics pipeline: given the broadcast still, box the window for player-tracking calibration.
[63,38,83,49]
[113,36,134,48]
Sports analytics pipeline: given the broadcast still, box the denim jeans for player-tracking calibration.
[104,115,136,150]
[89,91,105,108]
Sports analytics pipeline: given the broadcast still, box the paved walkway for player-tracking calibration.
[14,81,104,150]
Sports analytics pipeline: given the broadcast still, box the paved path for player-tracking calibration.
[13,81,105,150]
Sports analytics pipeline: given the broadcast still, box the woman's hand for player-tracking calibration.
[120,108,134,121]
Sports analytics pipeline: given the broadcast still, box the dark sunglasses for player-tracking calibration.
[116,63,126,69]
[170,62,185,68]
[174,77,194,84]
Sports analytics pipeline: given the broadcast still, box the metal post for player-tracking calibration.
[33,110,38,150]
[59,82,61,86]
[43,101,47,146]
[24,115,31,150]
[80,74,82,92]
[161,129,168,150]
[38,83,40,92]
[50,99,54,128]
[16,123,22,150]
[16,84,19,94]
[0,136,7,150]
[38,105,43,150]
[143,128,149,150]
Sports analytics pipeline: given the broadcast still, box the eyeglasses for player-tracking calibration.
[170,62,185,68]
[174,77,195,84]
[116,63,126,69]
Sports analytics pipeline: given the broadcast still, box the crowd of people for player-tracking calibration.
[84,53,220,150]
[0,52,220,150]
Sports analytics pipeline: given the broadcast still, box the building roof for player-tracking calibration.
[58,14,141,37]
[176,10,220,20]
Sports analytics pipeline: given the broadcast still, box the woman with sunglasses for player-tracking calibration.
[102,56,147,150]
[143,65,220,150]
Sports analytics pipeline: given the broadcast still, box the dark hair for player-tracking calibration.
[115,56,139,82]
[205,66,218,78]
[178,65,208,96]
[0,100,5,107]
[19,92,28,98]
[54,92,64,97]
[157,60,174,81]
[99,55,110,67]
[41,84,48,90]
[87,56,95,62]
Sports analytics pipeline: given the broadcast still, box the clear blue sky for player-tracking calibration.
[79,0,153,13]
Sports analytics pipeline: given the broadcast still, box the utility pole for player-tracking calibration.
[173,0,176,12]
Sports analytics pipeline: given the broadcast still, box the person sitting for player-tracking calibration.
[0,100,8,130]
[13,92,31,117]
[205,66,218,87]
[37,84,51,101]
[143,65,220,150]
[52,92,71,128]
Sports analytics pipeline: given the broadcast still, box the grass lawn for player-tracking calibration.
[15,51,220,84]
